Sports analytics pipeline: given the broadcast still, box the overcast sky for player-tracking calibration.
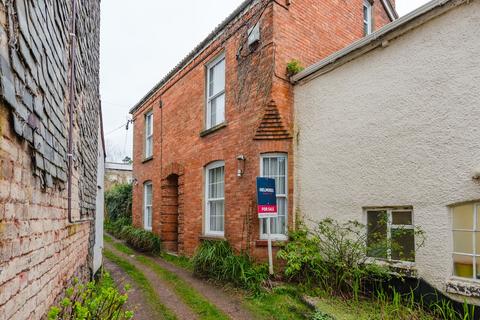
[100,0,431,162]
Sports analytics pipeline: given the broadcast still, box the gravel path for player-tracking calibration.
[103,258,157,320]
[105,242,197,320]
[105,236,256,320]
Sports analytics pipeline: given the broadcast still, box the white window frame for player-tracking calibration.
[143,181,152,231]
[144,111,153,159]
[204,161,225,236]
[363,0,373,35]
[260,153,288,241]
[365,207,415,262]
[205,54,226,130]
[452,203,480,280]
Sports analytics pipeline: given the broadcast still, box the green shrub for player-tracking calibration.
[120,225,161,255]
[286,59,304,76]
[105,183,132,222]
[278,219,390,298]
[47,273,133,320]
[104,217,130,238]
[193,240,268,293]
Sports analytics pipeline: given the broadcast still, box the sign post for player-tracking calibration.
[256,177,277,275]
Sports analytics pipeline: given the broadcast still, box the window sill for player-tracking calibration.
[142,156,153,163]
[446,278,480,298]
[200,122,227,137]
[199,235,226,241]
[367,258,417,277]
[255,239,287,248]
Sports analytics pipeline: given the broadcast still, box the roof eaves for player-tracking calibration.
[129,0,256,115]
[291,0,455,84]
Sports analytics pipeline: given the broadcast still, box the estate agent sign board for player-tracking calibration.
[256,177,277,274]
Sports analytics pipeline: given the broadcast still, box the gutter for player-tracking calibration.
[291,0,454,84]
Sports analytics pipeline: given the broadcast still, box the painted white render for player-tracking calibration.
[93,125,105,273]
[294,0,480,302]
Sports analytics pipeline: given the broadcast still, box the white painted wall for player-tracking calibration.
[294,1,480,301]
[93,125,105,274]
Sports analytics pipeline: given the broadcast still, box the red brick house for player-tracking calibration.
[130,0,397,258]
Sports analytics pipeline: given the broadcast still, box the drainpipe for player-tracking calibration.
[67,0,92,223]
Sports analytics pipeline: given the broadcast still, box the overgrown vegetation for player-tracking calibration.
[47,273,133,320]
[105,183,132,222]
[286,59,304,76]
[278,219,391,299]
[104,183,161,254]
[119,225,162,254]
[104,217,130,238]
[192,240,268,294]
[104,183,132,238]
[278,218,475,320]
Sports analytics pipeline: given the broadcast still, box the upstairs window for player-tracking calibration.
[366,208,415,262]
[452,203,480,279]
[205,161,225,236]
[145,111,153,158]
[206,54,225,129]
[144,182,153,230]
[363,0,373,35]
[260,154,288,240]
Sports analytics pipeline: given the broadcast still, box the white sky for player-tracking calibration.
[100,0,431,161]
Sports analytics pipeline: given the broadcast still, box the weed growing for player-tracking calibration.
[192,240,269,294]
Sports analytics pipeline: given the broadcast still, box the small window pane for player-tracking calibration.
[454,254,473,278]
[210,59,225,97]
[453,203,474,230]
[367,210,388,258]
[392,211,412,225]
[391,228,415,262]
[453,231,473,254]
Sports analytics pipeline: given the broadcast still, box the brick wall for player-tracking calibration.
[0,1,100,319]
[131,0,393,259]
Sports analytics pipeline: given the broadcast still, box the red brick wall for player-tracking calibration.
[131,0,393,259]
[0,104,92,319]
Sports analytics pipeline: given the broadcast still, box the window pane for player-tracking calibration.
[210,59,225,96]
[367,210,388,258]
[476,257,480,280]
[209,99,217,127]
[453,231,473,254]
[145,184,152,205]
[278,157,286,194]
[211,93,225,126]
[454,254,473,278]
[453,203,474,230]
[392,211,412,225]
[476,232,480,254]
[391,228,415,262]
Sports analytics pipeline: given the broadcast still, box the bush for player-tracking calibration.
[47,273,133,320]
[120,225,161,255]
[105,183,132,222]
[104,217,130,238]
[278,219,390,298]
[193,240,268,293]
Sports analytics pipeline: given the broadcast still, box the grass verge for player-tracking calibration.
[103,249,177,320]
[243,285,313,320]
[108,237,227,320]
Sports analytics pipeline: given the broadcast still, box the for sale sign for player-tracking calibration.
[256,177,277,218]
